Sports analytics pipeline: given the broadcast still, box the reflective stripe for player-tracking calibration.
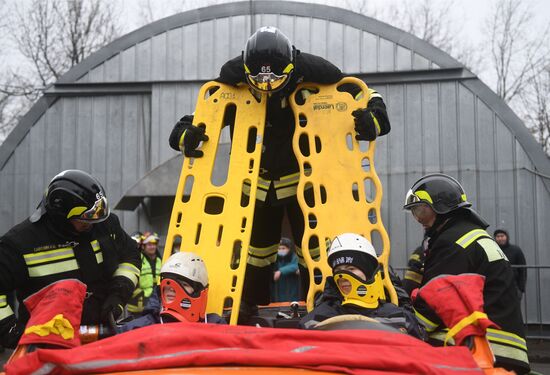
[368,88,382,99]
[178,129,187,151]
[455,229,489,248]
[255,189,267,202]
[247,252,277,267]
[477,238,507,262]
[248,244,278,258]
[295,246,321,267]
[256,177,271,189]
[275,185,298,200]
[486,328,527,351]
[0,295,6,307]
[428,330,455,345]
[0,303,14,320]
[414,309,439,332]
[404,270,423,284]
[113,263,140,286]
[489,341,529,364]
[23,247,75,265]
[273,172,300,187]
[91,240,103,264]
[28,259,79,277]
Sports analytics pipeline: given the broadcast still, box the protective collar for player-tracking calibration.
[333,268,385,309]
[160,278,208,323]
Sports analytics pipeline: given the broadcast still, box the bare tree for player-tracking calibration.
[344,0,483,73]
[521,65,550,154]
[485,0,549,104]
[0,0,119,143]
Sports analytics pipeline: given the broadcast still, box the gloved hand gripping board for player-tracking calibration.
[164,82,266,325]
[290,77,397,310]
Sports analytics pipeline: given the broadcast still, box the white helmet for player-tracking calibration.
[160,252,208,288]
[327,233,378,277]
[328,233,377,260]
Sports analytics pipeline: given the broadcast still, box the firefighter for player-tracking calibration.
[127,232,162,315]
[402,244,425,296]
[299,233,423,339]
[118,252,224,332]
[168,26,391,317]
[403,173,529,374]
[0,170,141,348]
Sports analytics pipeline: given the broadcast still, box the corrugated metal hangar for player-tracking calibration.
[0,1,549,325]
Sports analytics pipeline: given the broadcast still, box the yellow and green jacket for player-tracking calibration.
[127,254,161,314]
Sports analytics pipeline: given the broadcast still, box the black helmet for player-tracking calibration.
[243,26,295,93]
[31,170,110,223]
[403,173,471,215]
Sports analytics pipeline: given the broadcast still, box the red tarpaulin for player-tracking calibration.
[5,322,482,375]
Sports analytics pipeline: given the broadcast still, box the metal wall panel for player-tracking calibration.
[0,156,15,234]
[75,14,445,84]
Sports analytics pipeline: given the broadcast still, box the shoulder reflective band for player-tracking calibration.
[113,263,140,287]
[455,229,489,249]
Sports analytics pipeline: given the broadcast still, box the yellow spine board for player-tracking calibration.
[164,82,266,325]
[290,77,397,310]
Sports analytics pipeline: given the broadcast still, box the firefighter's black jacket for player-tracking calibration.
[215,53,390,204]
[0,213,141,347]
[414,210,529,374]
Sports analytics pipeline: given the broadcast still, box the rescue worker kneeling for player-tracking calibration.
[299,233,424,339]
[117,252,225,333]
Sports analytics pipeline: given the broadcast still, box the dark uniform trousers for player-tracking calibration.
[413,214,530,374]
[0,213,140,348]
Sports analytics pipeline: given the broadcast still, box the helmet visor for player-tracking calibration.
[403,189,422,210]
[247,72,289,92]
[76,196,110,223]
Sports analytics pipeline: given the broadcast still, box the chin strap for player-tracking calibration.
[334,268,385,309]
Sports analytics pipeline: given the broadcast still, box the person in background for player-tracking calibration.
[127,232,162,316]
[271,237,300,302]
[118,252,224,332]
[494,229,527,297]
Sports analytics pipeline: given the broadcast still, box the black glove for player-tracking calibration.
[101,294,124,322]
[352,108,380,141]
[168,115,209,157]
[0,318,25,349]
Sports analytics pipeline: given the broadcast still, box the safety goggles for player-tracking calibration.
[246,72,289,92]
[403,189,422,209]
[76,196,109,223]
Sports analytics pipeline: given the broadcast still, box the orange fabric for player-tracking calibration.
[19,279,87,348]
[418,274,498,345]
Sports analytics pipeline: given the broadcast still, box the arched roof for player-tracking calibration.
[1,0,548,188]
